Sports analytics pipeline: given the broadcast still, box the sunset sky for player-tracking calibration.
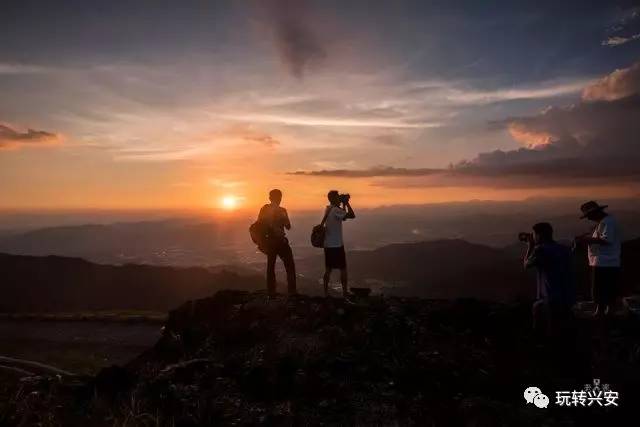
[2,0,640,211]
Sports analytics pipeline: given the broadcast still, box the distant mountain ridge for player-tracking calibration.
[2,237,639,313]
[2,198,640,267]
[298,239,530,301]
[0,253,263,313]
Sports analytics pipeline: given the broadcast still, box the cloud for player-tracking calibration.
[453,60,640,184]
[265,0,326,78]
[0,63,51,75]
[602,33,640,47]
[506,123,553,148]
[242,132,281,147]
[221,112,439,129]
[0,123,62,150]
[289,166,442,178]
[289,60,640,188]
[439,80,589,105]
[582,61,640,101]
[602,6,640,47]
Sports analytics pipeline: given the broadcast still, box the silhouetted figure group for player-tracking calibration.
[522,200,622,335]
[254,193,622,321]
[254,189,356,300]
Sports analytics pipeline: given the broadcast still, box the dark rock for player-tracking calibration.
[91,365,136,400]
[4,290,640,426]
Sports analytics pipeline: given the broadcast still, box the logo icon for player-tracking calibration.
[534,393,550,408]
[524,386,548,408]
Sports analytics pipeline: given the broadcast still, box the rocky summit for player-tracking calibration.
[2,290,640,426]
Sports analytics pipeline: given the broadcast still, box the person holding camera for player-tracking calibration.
[521,223,575,335]
[322,190,356,299]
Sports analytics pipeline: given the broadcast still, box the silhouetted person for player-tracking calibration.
[523,222,575,335]
[258,189,296,297]
[321,191,355,299]
[574,201,621,318]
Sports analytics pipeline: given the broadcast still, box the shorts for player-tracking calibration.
[324,246,347,269]
[591,267,619,306]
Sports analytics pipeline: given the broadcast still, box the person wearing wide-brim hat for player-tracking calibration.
[574,201,622,318]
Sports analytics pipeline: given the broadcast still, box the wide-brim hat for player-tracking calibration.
[580,200,608,219]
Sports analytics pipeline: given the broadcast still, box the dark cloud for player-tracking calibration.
[289,60,640,188]
[265,0,326,78]
[0,123,61,150]
[289,166,442,178]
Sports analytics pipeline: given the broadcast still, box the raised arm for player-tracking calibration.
[523,234,536,269]
[575,223,611,246]
[344,202,355,220]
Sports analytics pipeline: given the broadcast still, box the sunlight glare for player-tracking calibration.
[221,195,239,210]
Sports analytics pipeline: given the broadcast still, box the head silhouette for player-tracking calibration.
[269,189,283,206]
[532,222,553,244]
[580,201,608,222]
[327,190,340,206]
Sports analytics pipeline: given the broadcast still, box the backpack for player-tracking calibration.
[310,208,330,248]
[311,224,325,248]
[249,221,269,254]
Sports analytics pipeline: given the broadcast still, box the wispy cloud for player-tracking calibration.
[111,145,213,162]
[289,60,640,188]
[219,113,439,129]
[602,6,640,47]
[0,63,51,75]
[602,33,640,47]
[441,80,591,105]
[0,123,62,150]
[289,166,442,177]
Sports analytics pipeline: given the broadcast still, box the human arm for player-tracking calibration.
[523,234,537,269]
[575,221,613,246]
[282,208,291,230]
[343,201,355,220]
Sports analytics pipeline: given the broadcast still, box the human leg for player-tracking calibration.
[266,250,277,296]
[279,242,297,295]
[340,268,348,297]
[323,268,332,297]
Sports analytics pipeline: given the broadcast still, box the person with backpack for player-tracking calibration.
[320,190,356,299]
[255,189,297,298]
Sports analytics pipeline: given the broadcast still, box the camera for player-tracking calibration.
[518,232,532,242]
[339,193,351,204]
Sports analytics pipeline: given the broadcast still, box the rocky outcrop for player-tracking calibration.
[3,290,640,426]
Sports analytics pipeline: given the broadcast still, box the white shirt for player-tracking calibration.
[588,215,622,267]
[324,205,347,248]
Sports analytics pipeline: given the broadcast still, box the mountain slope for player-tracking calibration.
[3,291,640,426]
[298,239,530,301]
[0,253,263,312]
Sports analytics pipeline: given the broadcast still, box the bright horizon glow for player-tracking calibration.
[220,195,242,210]
[1,2,639,211]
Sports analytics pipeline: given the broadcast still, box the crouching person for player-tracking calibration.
[522,222,575,336]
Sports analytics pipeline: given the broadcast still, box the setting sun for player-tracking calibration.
[220,195,240,210]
